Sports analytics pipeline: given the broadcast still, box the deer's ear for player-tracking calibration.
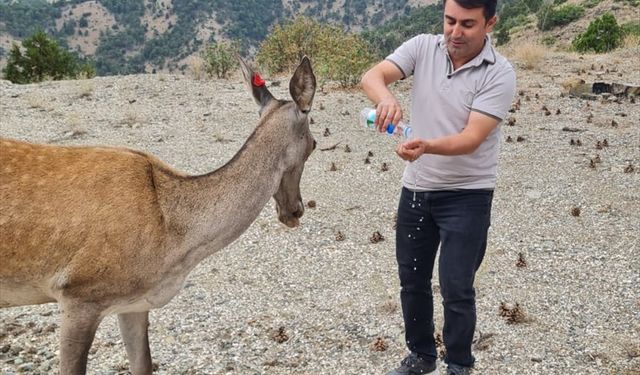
[289,56,316,113]
[238,56,274,108]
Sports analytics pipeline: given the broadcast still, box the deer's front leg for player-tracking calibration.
[59,302,103,375]
[118,311,153,375]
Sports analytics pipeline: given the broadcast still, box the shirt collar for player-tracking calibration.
[438,34,497,67]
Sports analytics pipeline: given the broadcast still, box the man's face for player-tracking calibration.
[443,0,496,65]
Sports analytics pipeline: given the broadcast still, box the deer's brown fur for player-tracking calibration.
[0,56,317,375]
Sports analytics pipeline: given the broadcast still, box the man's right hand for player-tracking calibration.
[361,60,405,133]
[374,97,404,133]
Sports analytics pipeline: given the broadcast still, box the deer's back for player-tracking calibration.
[0,138,170,305]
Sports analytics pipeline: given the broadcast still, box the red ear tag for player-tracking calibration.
[252,73,265,87]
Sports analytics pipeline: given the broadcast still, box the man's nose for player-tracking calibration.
[452,24,463,38]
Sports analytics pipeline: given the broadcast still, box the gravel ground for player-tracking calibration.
[1,47,639,375]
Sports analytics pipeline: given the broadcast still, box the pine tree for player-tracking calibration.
[573,13,623,53]
[2,30,79,83]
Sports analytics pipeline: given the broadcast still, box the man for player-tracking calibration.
[361,1,516,374]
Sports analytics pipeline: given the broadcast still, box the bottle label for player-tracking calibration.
[366,110,376,128]
[362,107,411,138]
[367,109,394,133]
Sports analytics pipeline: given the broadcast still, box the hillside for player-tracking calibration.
[0,38,638,374]
[505,0,639,48]
[1,2,639,375]
[0,0,638,76]
[0,0,439,75]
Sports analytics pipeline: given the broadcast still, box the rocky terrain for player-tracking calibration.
[0,44,639,374]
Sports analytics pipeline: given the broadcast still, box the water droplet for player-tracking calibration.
[413,267,417,271]
[411,204,416,208]
[413,258,417,262]
[416,227,421,231]
[408,234,412,238]
[419,217,424,222]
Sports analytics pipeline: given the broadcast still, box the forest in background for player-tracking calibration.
[0,0,638,76]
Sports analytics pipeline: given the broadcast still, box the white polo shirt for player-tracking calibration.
[387,34,516,190]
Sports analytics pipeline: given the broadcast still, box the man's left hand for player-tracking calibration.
[396,139,426,162]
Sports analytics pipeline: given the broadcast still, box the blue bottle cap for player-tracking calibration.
[386,124,395,134]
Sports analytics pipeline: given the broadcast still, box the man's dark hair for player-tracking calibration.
[443,0,498,20]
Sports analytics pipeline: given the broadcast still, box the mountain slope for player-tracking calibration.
[0,0,637,76]
[0,0,439,74]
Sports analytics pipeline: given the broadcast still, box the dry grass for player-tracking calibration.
[211,131,233,143]
[66,112,85,133]
[121,111,143,128]
[377,298,398,314]
[76,79,94,98]
[621,33,640,49]
[25,93,48,110]
[186,56,207,81]
[509,40,547,70]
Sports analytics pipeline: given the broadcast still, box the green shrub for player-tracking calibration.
[2,30,95,84]
[256,17,375,88]
[621,20,640,37]
[537,4,584,31]
[581,0,600,8]
[614,0,639,6]
[77,63,97,79]
[202,41,238,79]
[498,0,536,24]
[494,26,510,46]
[315,31,374,88]
[541,35,557,46]
[362,4,443,59]
[493,0,540,45]
[572,13,623,53]
[499,13,532,32]
[256,17,322,75]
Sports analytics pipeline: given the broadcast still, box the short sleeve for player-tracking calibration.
[385,34,435,80]
[471,61,517,121]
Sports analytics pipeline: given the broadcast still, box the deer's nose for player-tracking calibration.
[291,199,304,219]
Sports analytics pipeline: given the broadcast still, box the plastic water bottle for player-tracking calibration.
[360,107,412,138]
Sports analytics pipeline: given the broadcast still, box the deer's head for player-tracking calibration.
[239,56,316,228]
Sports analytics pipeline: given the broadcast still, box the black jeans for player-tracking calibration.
[395,187,493,368]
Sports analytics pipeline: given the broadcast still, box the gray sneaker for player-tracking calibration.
[387,353,438,375]
[446,364,471,375]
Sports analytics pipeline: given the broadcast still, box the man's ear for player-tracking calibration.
[486,16,497,32]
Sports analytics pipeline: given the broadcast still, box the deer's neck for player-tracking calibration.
[155,129,287,268]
